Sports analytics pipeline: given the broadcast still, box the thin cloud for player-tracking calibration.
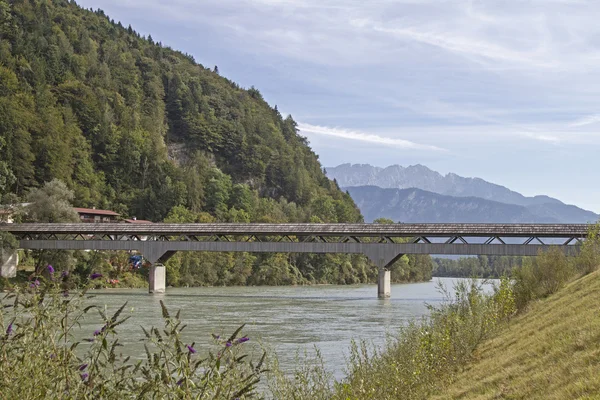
[366,24,554,69]
[297,123,446,151]
[569,114,600,127]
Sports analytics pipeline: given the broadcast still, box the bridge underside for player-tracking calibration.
[1,223,588,298]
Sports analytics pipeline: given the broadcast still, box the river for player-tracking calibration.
[78,278,484,379]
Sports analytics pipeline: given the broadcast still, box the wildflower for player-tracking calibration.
[186,345,196,354]
[63,291,69,297]
[176,378,184,386]
[236,337,249,344]
[93,325,106,336]
[47,265,55,274]
[226,342,232,347]
[90,273,103,280]
[81,373,88,381]
[61,270,69,278]
[29,280,40,288]
[6,323,12,335]
[78,364,88,371]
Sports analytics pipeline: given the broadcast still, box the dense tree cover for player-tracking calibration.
[0,0,433,285]
[432,256,528,278]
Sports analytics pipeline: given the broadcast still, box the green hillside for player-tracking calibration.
[437,270,600,399]
[0,0,432,285]
[0,0,358,223]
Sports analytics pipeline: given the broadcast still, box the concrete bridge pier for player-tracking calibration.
[0,250,18,278]
[140,244,177,294]
[378,268,391,299]
[364,247,404,299]
[148,264,166,294]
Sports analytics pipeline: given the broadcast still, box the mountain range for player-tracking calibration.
[326,164,598,223]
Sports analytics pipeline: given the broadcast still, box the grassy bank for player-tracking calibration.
[269,225,600,399]
[435,270,600,399]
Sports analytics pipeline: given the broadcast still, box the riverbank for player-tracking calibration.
[269,234,600,399]
[435,269,600,399]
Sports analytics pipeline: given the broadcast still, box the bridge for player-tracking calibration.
[0,223,590,298]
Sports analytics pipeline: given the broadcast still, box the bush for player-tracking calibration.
[575,222,600,275]
[513,247,574,311]
[0,273,265,399]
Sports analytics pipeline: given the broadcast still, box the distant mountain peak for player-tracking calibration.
[326,163,595,222]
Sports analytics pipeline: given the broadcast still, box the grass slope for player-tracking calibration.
[436,271,600,399]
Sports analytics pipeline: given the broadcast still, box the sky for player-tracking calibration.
[77,0,600,213]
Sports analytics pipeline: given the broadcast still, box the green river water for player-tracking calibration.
[77,278,479,379]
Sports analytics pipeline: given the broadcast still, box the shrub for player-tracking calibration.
[575,222,600,275]
[513,247,574,311]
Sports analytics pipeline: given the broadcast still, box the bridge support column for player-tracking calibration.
[378,268,391,299]
[1,250,18,278]
[148,264,166,294]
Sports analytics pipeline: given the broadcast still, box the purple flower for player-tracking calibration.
[93,325,106,336]
[78,364,88,371]
[63,291,69,297]
[6,323,12,335]
[61,270,69,278]
[47,265,55,274]
[29,280,40,288]
[90,273,103,280]
[176,378,184,386]
[236,337,249,344]
[49,354,55,359]
[186,345,196,354]
[81,373,89,381]
[226,342,232,347]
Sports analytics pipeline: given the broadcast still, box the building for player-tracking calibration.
[74,207,120,223]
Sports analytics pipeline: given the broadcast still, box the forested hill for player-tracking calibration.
[0,0,361,225]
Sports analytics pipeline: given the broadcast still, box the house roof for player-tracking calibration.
[73,207,120,216]
[124,219,153,224]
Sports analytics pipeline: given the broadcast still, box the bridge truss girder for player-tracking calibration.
[16,239,582,269]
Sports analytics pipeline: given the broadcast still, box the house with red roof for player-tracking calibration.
[74,207,120,223]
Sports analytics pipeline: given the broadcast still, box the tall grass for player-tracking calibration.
[0,273,266,399]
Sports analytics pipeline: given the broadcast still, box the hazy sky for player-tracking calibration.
[77,0,600,212]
